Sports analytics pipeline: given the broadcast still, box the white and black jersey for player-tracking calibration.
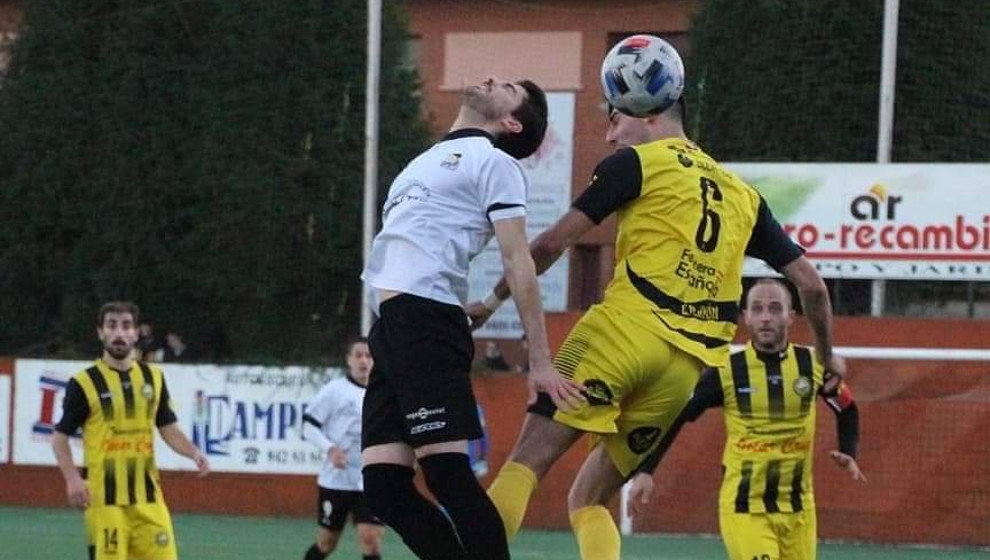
[303,376,366,491]
[361,128,529,309]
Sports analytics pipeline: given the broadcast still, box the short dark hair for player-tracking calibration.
[494,80,548,160]
[98,301,140,326]
[345,336,369,355]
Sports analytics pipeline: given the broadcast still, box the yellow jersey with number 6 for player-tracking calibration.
[604,138,760,365]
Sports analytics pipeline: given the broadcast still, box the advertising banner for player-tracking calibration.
[12,359,343,473]
[13,359,90,466]
[733,163,990,280]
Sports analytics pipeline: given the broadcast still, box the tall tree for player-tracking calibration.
[687,0,989,163]
[0,0,428,361]
[687,0,884,162]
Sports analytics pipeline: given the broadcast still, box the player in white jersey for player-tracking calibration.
[302,339,383,560]
[360,76,585,560]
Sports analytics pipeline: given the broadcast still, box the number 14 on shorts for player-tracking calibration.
[103,528,119,554]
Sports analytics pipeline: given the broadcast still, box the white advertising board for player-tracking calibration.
[12,359,342,474]
[732,163,990,280]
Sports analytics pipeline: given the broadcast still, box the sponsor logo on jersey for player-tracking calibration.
[627,426,662,454]
[441,152,463,170]
[582,379,614,406]
[792,376,813,398]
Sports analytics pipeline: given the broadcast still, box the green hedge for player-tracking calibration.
[0,0,429,363]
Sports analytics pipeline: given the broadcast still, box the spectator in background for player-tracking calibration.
[201,324,232,362]
[481,341,512,372]
[162,331,198,363]
[135,322,160,362]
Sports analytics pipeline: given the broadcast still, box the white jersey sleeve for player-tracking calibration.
[304,384,336,435]
[479,152,528,223]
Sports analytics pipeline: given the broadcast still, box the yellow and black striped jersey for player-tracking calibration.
[572,138,803,366]
[55,359,177,507]
[637,343,859,514]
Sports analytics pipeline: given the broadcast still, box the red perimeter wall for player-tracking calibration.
[2,316,988,546]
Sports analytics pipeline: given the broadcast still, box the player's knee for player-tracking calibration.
[567,478,610,512]
[316,531,340,554]
[506,446,551,479]
[357,526,381,554]
[506,412,576,478]
[419,453,480,503]
[420,452,477,504]
[362,463,416,523]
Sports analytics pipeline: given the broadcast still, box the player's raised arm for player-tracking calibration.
[468,148,640,330]
[492,215,585,412]
[783,256,845,385]
[744,196,842,382]
[823,380,865,482]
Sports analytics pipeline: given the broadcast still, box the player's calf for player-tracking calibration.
[363,463,468,560]
[421,452,510,560]
[356,523,382,560]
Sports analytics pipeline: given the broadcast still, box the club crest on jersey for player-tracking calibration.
[627,426,662,454]
[582,379,613,406]
[441,152,462,170]
[141,383,154,400]
[793,377,813,398]
[156,531,169,547]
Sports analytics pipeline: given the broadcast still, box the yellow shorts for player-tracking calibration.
[550,304,703,476]
[719,508,817,560]
[85,502,178,560]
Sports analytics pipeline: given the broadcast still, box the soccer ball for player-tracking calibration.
[600,34,685,117]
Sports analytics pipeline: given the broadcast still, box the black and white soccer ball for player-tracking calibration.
[600,34,685,118]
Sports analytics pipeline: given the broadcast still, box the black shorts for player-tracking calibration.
[362,293,481,449]
[318,487,381,530]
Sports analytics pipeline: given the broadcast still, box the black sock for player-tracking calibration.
[363,463,467,560]
[420,453,509,560]
[304,544,327,560]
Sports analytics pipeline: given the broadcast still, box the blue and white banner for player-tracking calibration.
[12,359,344,474]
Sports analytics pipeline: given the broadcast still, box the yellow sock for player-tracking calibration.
[569,505,621,560]
[486,461,538,542]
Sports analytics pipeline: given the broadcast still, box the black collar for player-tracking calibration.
[346,374,367,389]
[442,128,494,143]
[752,344,789,363]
